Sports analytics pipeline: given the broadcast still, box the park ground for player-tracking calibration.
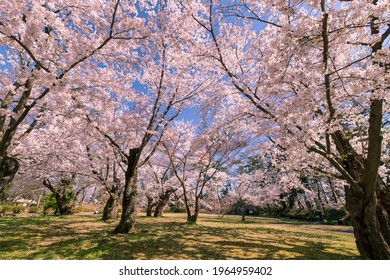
[0,213,359,260]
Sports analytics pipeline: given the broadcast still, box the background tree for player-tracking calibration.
[86,143,124,221]
[42,175,80,215]
[139,157,177,217]
[162,120,247,223]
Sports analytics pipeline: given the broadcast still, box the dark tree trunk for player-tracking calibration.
[348,179,390,259]
[331,100,390,259]
[55,193,71,215]
[154,189,175,217]
[240,202,246,222]
[145,195,156,217]
[328,177,339,204]
[304,194,317,221]
[113,148,140,234]
[283,188,298,215]
[279,193,287,212]
[146,205,153,217]
[0,156,19,195]
[43,177,76,215]
[153,203,162,217]
[187,213,198,223]
[344,185,351,210]
[103,187,120,221]
[186,196,200,223]
[182,186,193,222]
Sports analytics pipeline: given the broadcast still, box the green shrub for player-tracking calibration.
[13,205,25,214]
[43,208,53,215]
[0,205,13,214]
[43,193,57,211]
[43,190,76,213]
[169,207,186,213]
[74,205,87,213]
[28,206,41,214]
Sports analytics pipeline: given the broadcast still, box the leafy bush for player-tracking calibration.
[74,205,87,213]
[43,208,53,215]
[168,207,186,213]
[13,205,25,214]
[0,204,13,214]
[28,206,41,214]
[43,193,57,211]
[43,190,76,215]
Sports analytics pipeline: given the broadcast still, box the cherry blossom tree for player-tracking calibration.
[11,109,93,215]
[181,0,390,259]
[0,0,147,194]
[86,141,124,221]
[78,1,215,233]
[228,173,259,222]
[138,157,177,217]
[2,0,388,259]
[161,119,247,223]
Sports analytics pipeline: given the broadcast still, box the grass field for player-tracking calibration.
[0,213,359,260]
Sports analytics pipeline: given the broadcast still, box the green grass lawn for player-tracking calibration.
[0,213,359,260]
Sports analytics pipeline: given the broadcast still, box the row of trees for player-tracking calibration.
[1,1,389,258]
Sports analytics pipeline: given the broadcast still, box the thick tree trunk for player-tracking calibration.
[349,179,390,259]
[331,100,390,259]
[113,169,138,232]
[187,207,199,223]
[153,203,163,217]
[146,205,153,217]
[187,213,198,223]
[154,189,175,217]
[113,148,140,234]
[0,156,19,195]
[103,189,120,221]
[182,187,193,222]
[43,177,76,215]
[187,197,200,223]
[145,195,156,217]
[55,193,73,215]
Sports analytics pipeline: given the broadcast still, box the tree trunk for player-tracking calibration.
[187,196,199,223]
[328,177,339,204]
[187,213,198,223]
[331,100,390,259]
[240,202,246,222]
[43,178,76,215]
[349,179,390,259]
[113,148,140,234]
[154,189,175,217]
[55,193,73,215]
[145,195,155,217]
[0,156,19,195]
[146,205,153,217]
[103,188,120,221]
[182,186,193,222]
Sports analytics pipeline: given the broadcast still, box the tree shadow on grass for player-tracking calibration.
[0,216,359,260]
